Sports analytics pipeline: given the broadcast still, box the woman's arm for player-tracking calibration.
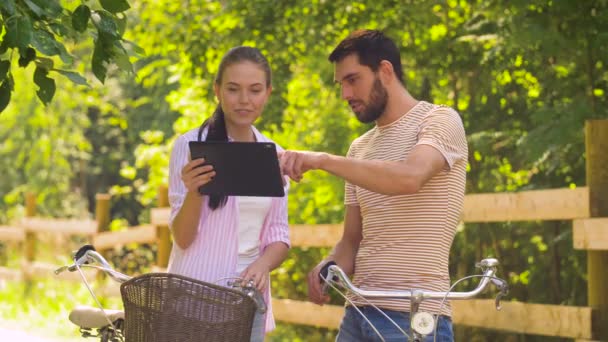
[240,241,289,291]
[170,158,215,249]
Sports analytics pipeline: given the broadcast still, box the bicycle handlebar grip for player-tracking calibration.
[318,261,337,283]
[74,244,96,262]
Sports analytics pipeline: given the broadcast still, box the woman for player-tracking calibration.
[167,46,290,341]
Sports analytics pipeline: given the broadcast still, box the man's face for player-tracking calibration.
[334,54,388,123]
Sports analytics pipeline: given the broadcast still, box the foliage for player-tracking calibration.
[0,0,140,112]
[1,0,608,340]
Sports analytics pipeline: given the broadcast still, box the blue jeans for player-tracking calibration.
[336,306,454,342]
[250,310,265,342]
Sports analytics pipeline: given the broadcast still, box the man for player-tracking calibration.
[279,29,467,341]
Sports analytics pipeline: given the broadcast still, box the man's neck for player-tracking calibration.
[376,87,419,127]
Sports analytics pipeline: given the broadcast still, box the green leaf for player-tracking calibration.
[34,57,54,69]
[29,0,62,17]
[115,13,127,36]
[72,5,91,32]
[92,40,108,83]
[33,66,56,105]
[56,42,73,64]
[5,15,33,50]
[54,69,90,87]
[92,10,121,38]
[0,79,12,113]
[18,47,36,67]
[23,0,44,17]
[0,40,8,55]
[0,60,10,82]
[31,29,60,56]
[49,22,69,37]
[123,39,145,55]
[99,0,130,14]
[113,49,133,73]
[0,0,17,15]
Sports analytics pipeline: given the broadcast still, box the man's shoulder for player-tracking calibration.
[428,103,462,121]
[350,127,377,149]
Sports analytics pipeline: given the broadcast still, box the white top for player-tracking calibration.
[236,196,272,273]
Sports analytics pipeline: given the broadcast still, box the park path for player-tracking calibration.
[0,327,81,341]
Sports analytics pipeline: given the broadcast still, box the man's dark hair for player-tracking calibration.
[329,29,404,84]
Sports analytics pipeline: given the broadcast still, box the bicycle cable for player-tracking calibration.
[433,274,507,342]
[320,272,410,342]
[75,263,122,338]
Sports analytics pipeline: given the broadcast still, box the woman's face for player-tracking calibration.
[214,61,272,130]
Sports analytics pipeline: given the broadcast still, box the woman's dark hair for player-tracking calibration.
[199,46,272,210]
[328,29,404,84]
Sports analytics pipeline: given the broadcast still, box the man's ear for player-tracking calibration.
[379,60,396,84]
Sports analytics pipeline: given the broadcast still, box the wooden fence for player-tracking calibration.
[1,120,607,341]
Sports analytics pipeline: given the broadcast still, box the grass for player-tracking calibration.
[0,276,123,341]
[0,235,124,341]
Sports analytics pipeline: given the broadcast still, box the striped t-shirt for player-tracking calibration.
[345,101,468,317]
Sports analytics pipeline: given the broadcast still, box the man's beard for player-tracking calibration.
[353,77,388,124]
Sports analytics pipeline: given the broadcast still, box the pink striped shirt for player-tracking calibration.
[167,125,290,332]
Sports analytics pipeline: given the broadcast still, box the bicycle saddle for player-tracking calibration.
[69,305,125,329]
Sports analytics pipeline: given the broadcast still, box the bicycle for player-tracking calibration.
[319,258,509,342]
[55,244,266,342]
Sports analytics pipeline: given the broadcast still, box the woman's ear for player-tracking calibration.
[213,83,220,100]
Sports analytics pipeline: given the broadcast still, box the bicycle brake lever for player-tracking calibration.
[249,289,267,314]
[230,280,267,314]
[495,292,505,311]
[54,265,69,275]
[493,280,509,311]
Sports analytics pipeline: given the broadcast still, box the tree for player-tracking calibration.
[0,0,140,113]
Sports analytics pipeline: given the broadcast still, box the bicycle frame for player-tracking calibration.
[322,258,509,342]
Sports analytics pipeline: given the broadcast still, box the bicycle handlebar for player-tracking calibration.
[324,258,508,307]
[54,244,132,283]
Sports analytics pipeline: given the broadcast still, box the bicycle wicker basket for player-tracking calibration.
[120,273,256,342]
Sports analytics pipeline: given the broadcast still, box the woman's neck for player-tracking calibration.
[226,124,255,142]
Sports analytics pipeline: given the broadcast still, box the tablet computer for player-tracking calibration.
[188,141,285,197]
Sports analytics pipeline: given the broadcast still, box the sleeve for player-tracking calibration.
[416,106,468,170]
[260,194,290,250]
[344,142,359,206]
[260,139,291,250]
[168,134,189,228]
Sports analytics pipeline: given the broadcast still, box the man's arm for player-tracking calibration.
[280,144,446,196]
[307,205,363,305]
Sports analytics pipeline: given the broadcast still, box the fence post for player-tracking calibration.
[23,192,36,282]
[585,119,608,341]
[95,194,111,282]
[95,194,111,233]
[156,185,171,268]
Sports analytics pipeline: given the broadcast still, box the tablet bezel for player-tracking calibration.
[188,141,285,197]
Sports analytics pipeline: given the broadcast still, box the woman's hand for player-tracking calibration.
[240,259,270,292]
[181,158,215,193]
